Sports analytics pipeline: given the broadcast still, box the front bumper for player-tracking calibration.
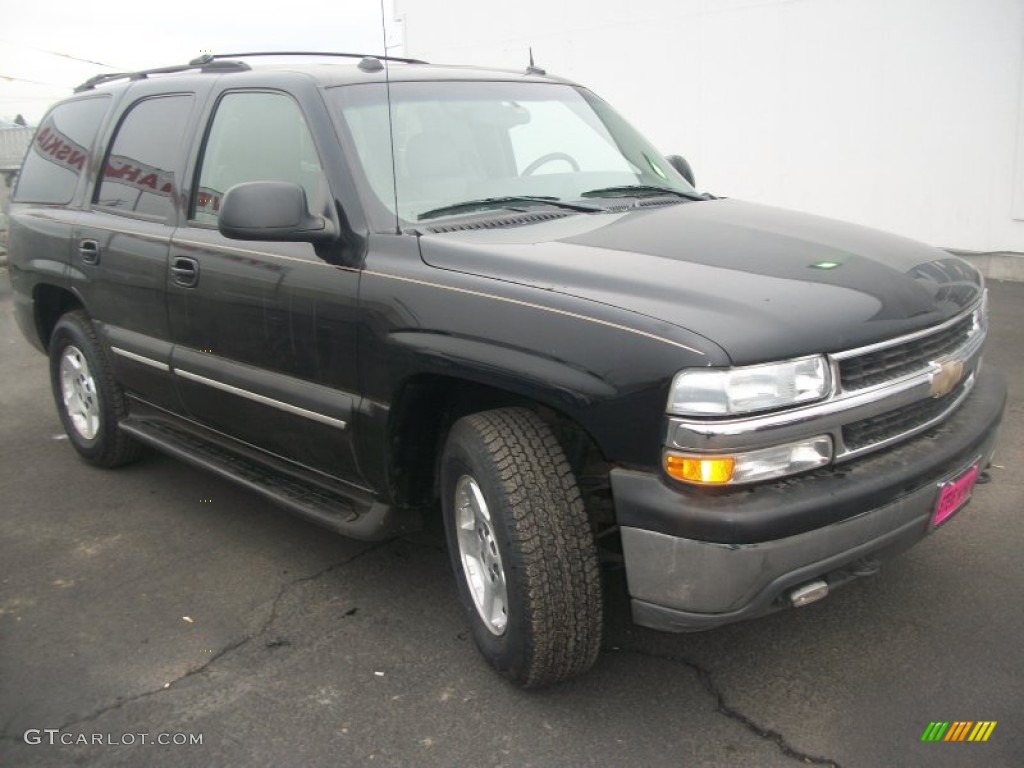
[613,365,1006,632]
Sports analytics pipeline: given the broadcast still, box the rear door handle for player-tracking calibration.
[79,239,100,265]
[171,256,200,288]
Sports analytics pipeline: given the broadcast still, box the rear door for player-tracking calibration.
[73,91,197,411]
[167,87,365,484]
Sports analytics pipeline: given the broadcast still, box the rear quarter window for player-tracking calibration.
[13,96,111,205]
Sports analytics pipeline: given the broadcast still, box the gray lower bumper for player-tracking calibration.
[620,428,1001,633]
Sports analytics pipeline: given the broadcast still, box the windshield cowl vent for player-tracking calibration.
[419,211,571,234]
[604,198,682,212]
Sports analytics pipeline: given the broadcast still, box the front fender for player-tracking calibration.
[355,235,728,491]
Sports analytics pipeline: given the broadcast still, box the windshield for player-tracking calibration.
[328,80,697,227]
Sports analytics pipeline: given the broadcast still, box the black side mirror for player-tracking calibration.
[666,155,696,188]
[218,181,336,242]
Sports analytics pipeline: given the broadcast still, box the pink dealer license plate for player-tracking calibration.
[931,463,980,528]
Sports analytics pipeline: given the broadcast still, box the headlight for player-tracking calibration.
[668,355,830,416]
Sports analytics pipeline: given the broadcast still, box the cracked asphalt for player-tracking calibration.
[1,275,1022,767]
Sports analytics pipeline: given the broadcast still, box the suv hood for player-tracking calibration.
[417,199,982,364]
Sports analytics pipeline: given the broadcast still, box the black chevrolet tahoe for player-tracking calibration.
[6,52,1006,688]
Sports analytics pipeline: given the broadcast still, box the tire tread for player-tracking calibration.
[447,408,602,687]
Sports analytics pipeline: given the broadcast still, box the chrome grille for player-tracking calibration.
[841,384,965,452]
[838,314,974,391]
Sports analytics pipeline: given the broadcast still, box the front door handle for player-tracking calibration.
[79,239,100,265]
[171,256,200,288]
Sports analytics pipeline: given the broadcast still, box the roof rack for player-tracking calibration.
[202,51,428,65]
[73,51,427,93]
[74,59,250,93]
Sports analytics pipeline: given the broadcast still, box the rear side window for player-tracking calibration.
[192,91,326,224]
[13,97,110,205]
[95,94,194,218]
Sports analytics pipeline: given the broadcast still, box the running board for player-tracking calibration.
[119,418,410,541]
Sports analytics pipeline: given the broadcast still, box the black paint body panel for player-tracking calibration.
[419,200,983,365]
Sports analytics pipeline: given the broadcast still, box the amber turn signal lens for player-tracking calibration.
[664,453,735,484]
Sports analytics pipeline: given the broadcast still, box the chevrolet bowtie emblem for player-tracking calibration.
[930,359,965,398]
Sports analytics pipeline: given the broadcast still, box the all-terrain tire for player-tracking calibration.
[441,407,603,688]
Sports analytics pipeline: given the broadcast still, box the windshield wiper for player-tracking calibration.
[418,196,601,221]
[580,185,703,202]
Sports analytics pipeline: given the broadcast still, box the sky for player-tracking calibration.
[0,0,403,123]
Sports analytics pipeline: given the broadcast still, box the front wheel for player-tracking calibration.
[441,408,603,687]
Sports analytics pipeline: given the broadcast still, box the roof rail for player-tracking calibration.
[199,51,428,65]
[73,51,427,93]
[74,59,250,93]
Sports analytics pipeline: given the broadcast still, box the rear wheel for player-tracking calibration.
[49,311,143,467]
[441,408,603,687]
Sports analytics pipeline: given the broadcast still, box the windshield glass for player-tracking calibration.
[329,81,697,226]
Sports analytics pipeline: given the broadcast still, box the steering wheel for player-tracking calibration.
[521,152,581,175]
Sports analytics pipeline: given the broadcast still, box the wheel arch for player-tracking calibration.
[385,373,614,529]
[33,283,85,351]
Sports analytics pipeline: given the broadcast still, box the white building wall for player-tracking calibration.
[396,0,1024,253]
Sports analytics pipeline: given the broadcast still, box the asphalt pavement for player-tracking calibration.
[1,275,1021,768]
